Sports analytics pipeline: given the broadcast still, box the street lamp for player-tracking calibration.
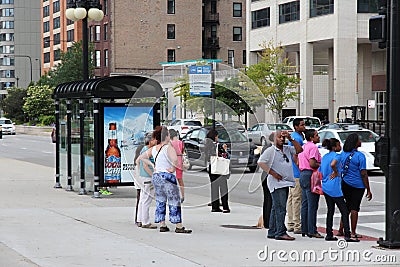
[65,0,104,80]
[35,58,41,79]
[5,54,32,84]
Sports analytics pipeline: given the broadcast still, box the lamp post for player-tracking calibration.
[65,0,104,80]
[5,54,32,84]
[35,58,41,80]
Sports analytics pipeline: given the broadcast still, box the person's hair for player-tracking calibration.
[293,118,303,128]
[134,144,145,166]
[206,129,218,140]
[343,133,359,152]
[304,129,316,141]
[152,126,169,144]
[322,138,340,151]
[169,129,178,139]
[144,133,152,145]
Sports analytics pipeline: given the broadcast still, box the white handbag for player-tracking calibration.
[210,146,230,175]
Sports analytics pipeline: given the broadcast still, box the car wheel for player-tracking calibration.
[261,137,267,146]
[249,166,257,173]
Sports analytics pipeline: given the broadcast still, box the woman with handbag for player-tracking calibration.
[331,133,372,239]
[169,129,186,203]
[298,129,323,238]
[205,129,231,213]
[320,138,359,242]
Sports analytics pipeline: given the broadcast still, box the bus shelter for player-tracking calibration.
[53,75,163,197]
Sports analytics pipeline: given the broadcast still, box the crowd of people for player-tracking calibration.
[131,119,372,241]
[258,118,372,242]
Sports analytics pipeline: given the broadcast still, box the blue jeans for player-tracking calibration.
[268,187,289,238]
[300,170,320,234]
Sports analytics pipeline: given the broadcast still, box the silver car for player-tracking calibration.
[247,123,293,146]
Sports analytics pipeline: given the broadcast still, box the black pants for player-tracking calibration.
[208,166,229,210]
[261,171,272,228]
[324,193,351,238]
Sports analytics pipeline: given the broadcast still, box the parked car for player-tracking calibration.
[247,123,293,146]
[317,128,380,171]
[0,117,15,135]
[318,123,362,131]
[182,127,261,172]
[282,116,321,130]
[167,119,202,139]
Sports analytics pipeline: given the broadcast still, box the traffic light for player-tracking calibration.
[369,0,388,49]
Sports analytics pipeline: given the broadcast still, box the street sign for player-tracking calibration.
[189,65,212,96]
[368,99,376,108]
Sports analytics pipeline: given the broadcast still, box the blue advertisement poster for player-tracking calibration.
[103,105,154,184]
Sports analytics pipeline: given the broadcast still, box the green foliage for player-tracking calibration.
[245,41,300,121]
[1,87,27,122]
[39,115,55,126]
[37,41,95,87]
[23,85,54,122]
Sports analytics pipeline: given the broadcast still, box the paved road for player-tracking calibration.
[1,134,386,238]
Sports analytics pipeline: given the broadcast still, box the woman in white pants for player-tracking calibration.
[137,134,157,229]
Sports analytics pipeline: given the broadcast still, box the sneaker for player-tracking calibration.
[160,226,170,232]
[101,190,113,195]
[175,227,192,234]
[141,223,157,229]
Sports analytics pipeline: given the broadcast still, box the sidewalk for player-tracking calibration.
[0,158,399,267]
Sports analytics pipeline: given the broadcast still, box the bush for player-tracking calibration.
[40,115,55,126]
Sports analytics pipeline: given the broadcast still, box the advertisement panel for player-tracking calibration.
[101,104,154,185]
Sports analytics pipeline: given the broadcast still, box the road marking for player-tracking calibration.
[318,210,385,219]
[359,222,385,231]
[370,181,385,185]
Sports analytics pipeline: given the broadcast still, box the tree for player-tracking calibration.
[1,87,27,123]
[245,41,300,121]
[23,85,54,123]
[37,41,95,87]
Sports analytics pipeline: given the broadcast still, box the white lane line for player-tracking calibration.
[20,147,27,150]
[42,151,54,154]
[370,181,385,185]
[318,210,385,219]
[359,222,385,232]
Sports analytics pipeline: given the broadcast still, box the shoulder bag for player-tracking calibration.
[210,144,230,175]
[311,169,323,195]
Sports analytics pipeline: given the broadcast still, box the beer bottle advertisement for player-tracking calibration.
[103,106,154,184]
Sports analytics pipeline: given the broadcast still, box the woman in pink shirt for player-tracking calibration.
[298,129,322,238]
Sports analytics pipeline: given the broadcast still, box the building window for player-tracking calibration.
[53,33,60,45]
[53,1,60,13]
[211,25,217,37]
[44,52,50,63]
[252,8,270,29]
[233,27,242,41]
[211,1,217,14]
[167,0,175,14]
[279,1,300,24]
[54,49,61,61]
[67,29,74,42]
[243,50,246,64]
[357,0,378,13]
[104,49,108,67]
[0,0,14,4]
[43,36,50,48]
[167,24,175,39]
[53,17,60,29]
[67,18,74,25]
[95,50,101,67]
[1,82,15,89]
[1,45,14,53]
[375,91,386,120]
[95,25,101,41]
[104,24,108,40]
[43,5,49,17]
[0,33,13,41]
[167,49,175,62]
[228,50,234,66]
[233,3,242,17]
[1,70,14,78]
[2,57,14,66]
[1,8,14,17]
[310,0,334,18]
[103,0,108,15]
[1,20,14,29]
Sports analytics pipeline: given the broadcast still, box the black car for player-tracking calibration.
[182,127,260,172]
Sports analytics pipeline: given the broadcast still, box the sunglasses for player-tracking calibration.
[282,153,289,163]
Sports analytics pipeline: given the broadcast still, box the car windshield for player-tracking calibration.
[186,121,202,126]
[267,124,292,130]
[0,119,11,124]
[217,129,248,142]
[337,131,378,143]
[304,118,321,128]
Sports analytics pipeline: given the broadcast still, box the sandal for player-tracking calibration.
[325,236,338,241]
[175,227,192,234]
[351,233,363,238]
[160,226,170,232]
[345,237,360,242]
[336,231,344,236]
[141,223,157,229]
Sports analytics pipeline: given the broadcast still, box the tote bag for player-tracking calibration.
[210,155,230,175]
[311,170,323,195]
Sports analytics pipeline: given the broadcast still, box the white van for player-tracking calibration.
[282,116,321,130]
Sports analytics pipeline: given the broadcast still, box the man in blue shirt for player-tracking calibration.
[286,118,305,234]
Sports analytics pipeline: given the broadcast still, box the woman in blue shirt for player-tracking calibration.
[331,133,372,239]
[320,138,358,242]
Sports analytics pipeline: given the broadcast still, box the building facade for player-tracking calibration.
[247,0,385,123]
[0,0,41,89]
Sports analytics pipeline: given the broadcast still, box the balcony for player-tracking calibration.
[203,12,219,23]
[203,37,220,49]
